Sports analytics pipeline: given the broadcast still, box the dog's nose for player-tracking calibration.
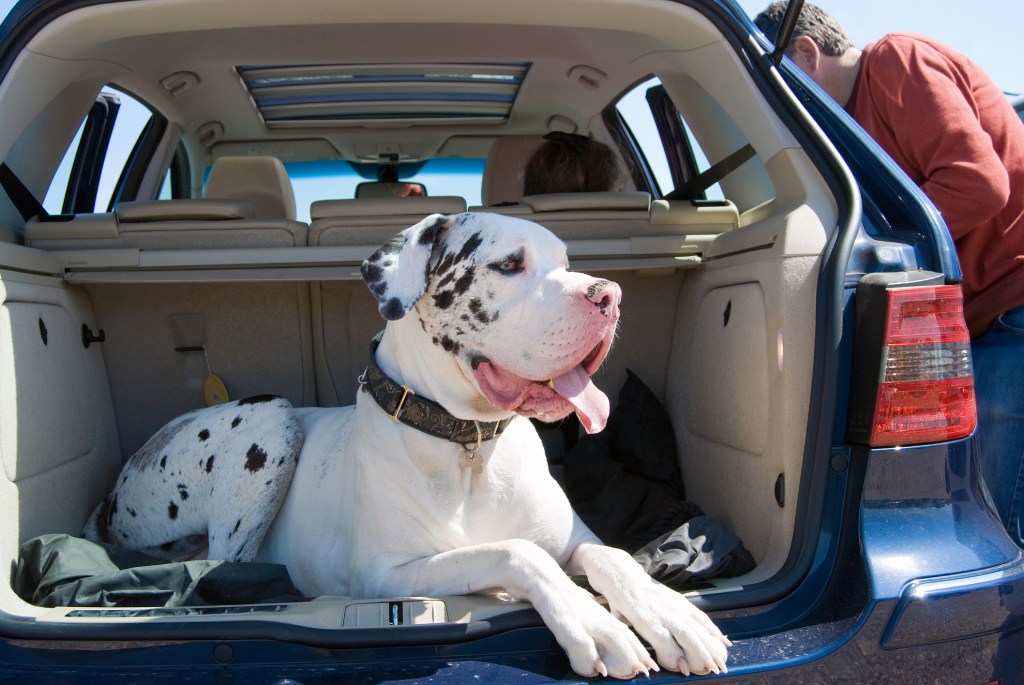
[585,280,621,317]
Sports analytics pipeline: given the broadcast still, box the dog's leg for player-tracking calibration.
[567,542,730,676]
[375,540,659,680]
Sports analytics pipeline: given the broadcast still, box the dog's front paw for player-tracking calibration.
[627,582,730,676]
[556,585,660,679]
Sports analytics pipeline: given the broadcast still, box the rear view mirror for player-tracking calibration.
[355,182,427,198]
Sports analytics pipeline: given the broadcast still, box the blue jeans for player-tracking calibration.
[973,305,1024,548]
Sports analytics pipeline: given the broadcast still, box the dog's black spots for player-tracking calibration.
[159,455,167,470]
[168,502,178,520]
[121,532,128,539]
[453,266,476,296]
[433,289,455,310]
[245,444,268,473]
[469,353,489,370]
[232,519,242,537]
[383,234,406,254]
[127,507,137,518]
[265,480,273,486]
[440,335,461,354]
[468,298,491,324]
[381,297,405,321]
[238,394,280,406]
[454,232,484,264]
[107,495,118,525]
[231,416,242,429]
[470,298,500,324]
[433,252,456,276]
[380,232,407,255]
[723,300,732,327]
[198,429,210,442]
[205,455,215,473]
[361,260,387,295]
[361,260,383,283]
[420,216,449,245]
[436,271,455,290]
[177,484,189,501]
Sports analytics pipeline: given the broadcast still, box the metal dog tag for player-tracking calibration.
[459,444,484,475]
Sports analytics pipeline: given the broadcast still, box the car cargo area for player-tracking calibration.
[0,0,838,642]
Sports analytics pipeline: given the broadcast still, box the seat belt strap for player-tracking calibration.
[667,144,756,201]
[0,163,48,221]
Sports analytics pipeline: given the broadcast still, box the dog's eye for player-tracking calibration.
[490,253,524,275]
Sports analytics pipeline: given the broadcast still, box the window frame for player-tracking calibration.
[61,92,120,214]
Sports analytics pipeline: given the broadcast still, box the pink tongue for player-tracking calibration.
[552,365,610,434]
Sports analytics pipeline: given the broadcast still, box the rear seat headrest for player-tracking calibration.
[519,191,651,212]
[481,135,546,206]
[204,156,297,221]
[309,196,468,221]
[116,199,257,223]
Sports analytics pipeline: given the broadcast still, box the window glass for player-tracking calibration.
[615,77,723,200]
[158,170,173,200]
[96,86,153,210]
[615,80,673,195]
[279,158,485,223]
[42,85,154,213]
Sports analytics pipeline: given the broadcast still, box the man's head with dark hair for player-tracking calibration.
[753,1,855,57]
[753,2,861,106]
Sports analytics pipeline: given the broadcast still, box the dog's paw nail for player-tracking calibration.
[722,634,733,647]
[593,659,608,678]
[705,657,720,674]
[676,657,691,676]
[716,656,729,673]
[644,657,660,673]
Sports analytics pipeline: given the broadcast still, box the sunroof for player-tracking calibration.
[237,63,528,127]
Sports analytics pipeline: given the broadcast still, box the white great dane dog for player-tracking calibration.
[85,212,729,678]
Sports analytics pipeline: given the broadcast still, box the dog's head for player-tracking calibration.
[361,212,620,432]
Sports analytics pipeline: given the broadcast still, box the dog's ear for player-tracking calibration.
[361,213,451,320]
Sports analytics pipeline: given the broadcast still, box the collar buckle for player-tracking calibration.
[390,384,415,423]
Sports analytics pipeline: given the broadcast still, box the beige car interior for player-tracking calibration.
[0,0,841,627]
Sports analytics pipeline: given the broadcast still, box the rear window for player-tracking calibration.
[209,158,485,223]
[42,85,155,214]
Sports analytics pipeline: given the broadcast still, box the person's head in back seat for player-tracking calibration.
[523,132,621,195]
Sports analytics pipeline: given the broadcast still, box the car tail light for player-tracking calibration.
[847,272,976,447]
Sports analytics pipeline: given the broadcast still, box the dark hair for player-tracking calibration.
[753,1,855,57]
[523,132,620,196]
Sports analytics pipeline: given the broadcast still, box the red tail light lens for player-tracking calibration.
[868,285,975,446]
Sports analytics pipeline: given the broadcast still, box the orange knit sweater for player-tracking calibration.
[846,33,1024,337]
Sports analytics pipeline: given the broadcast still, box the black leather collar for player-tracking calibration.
[360,332,513,446]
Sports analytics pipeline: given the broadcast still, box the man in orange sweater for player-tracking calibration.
[755,3,1024,546]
